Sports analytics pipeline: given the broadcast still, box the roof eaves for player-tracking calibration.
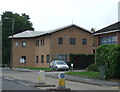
[94,29,120,35]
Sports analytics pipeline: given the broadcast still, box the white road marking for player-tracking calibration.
[13,77,21,80]
[85,79,91,81]
[4,77,13,81]
[18,81,29,86]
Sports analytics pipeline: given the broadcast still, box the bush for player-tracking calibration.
[86,64,99,72]
[96,44,120,79]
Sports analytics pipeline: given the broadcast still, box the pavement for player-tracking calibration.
[3,67,119,87]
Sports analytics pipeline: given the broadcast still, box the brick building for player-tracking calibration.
[94,21,120,49]
[9,24,93,68]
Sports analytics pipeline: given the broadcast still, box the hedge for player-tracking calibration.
[96,44,120,79]
[70,54,95,69]
[86,64,99,72]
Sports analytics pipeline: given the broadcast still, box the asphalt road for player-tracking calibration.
[2,68,119,91]
[2,77,40,90]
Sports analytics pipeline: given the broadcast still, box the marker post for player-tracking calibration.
[58,73,65,88]
[38,70,45,84]
[71,63,74,71]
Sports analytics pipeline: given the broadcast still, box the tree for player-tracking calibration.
[2,11,34,65]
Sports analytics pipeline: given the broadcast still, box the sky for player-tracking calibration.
[0,0,119,31]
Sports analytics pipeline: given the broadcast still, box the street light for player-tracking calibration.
[1,15,14,69]
[10,18,14,69]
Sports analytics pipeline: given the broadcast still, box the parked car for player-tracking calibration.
[49,60,69,71]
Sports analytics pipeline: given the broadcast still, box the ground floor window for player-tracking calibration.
[21,56,26,63]
[36,56,39,63]
[41,55,44,63]
[46,55,50,63]
[58,54,67,61]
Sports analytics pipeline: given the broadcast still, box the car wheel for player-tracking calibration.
[55,67,58,71]
[49,66,52,70]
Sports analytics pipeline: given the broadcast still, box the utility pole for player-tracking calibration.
[10,18,14,69]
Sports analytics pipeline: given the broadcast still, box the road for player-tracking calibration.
[2,68,119,91]
[2,77,39,90]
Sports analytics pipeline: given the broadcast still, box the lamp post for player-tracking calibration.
[10,18,14,69]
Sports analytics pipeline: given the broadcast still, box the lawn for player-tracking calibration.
[65,71,99,78]
[15,67,52,71]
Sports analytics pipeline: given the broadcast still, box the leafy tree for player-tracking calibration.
[2,11,34,65]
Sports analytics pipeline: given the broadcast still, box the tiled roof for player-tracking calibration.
[94,21,120,35]
[9,24,91,38]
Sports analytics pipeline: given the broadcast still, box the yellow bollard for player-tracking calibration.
[58,73,65,88]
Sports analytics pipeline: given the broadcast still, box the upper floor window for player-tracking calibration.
[40,39,44,46]
[36,40,39,46]
[82,38,87,45]
[43,39,44,45]
[58,38,63,44]
[70,38,76,45]
[22,41,26,47]
[100,36,117,44]
[15,42,19,46]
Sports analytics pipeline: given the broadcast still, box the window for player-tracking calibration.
[58,54,67,61]
[70,38,76,45]
[46,55,50,63]
[15,42,19,46]
[100,36,117,44]
[22,41,26,47]
[21,56,26,63]
[43,39,44,45]
[41,55,44,63]
[36,56,39,63]
[58,38,63,44]
[82,38,87,45]
[36,40,39,46]
[111,36,117,43]
[40,39,45,46]
[41,40,42,46]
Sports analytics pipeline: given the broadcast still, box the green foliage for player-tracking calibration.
[86,64,99,72]
[70,54,95,69]
[96,44,120,79]
[2,11,34,65]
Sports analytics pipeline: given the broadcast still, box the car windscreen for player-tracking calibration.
[56,61,66,65]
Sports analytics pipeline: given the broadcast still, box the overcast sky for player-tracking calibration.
[0,0,119,31]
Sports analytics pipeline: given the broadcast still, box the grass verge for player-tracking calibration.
[65,71,99,78]
[15,67,52,71]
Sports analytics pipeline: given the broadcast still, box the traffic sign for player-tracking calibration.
[60,73,65,79]
[20,58,25,63]
[59,73,65,79]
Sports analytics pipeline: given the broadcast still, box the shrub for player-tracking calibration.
[86,64,99,72]
[96,44,120,79]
